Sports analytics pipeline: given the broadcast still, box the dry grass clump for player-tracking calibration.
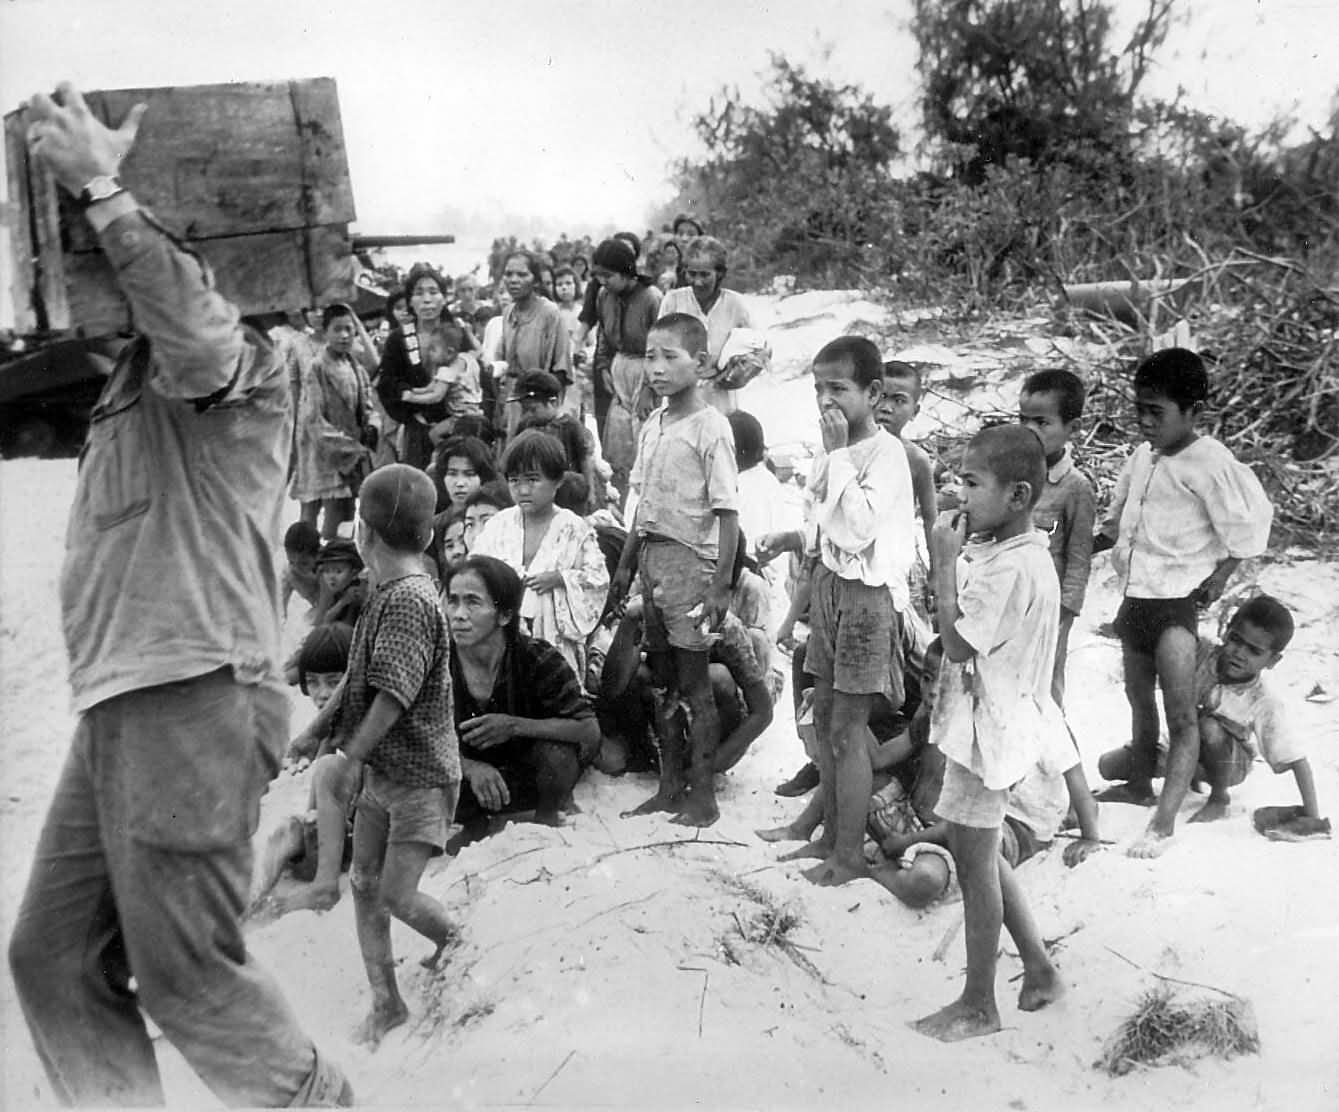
[1097,985,1260,1076]
[718,879,823,981]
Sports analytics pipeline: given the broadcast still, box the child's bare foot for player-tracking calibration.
[1127,826,1173,858]
[621,791,682,818]
[777,840,829,862]
[671,790,719,828]
[420,923,462,969]
[755,823,807,843]
[273,882,341,915]
[1189,796,1230,823]
[910,997,1002,1042]
[801,855,870,887]
[1018,964,1064,1012]
[1094,783,1157,806]
[353,1001,409,1049]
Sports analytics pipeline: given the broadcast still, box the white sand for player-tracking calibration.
[3,295,1337,1109]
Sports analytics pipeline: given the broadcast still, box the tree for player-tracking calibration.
[913,0,1176,181]
[662,54,902,286]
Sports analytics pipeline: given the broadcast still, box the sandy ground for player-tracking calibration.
[2,292,1338,1110]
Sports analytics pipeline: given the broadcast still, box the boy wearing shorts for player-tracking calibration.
[912,425,1064,1042]
[608,313,740,827]
[326,465,461,1048]
[785,336,916,887]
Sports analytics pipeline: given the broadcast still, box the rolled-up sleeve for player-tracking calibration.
[97,207,256,401]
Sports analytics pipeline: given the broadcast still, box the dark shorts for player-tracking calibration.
[804,564,898,697]
[1001,816,1047,867]
[1114,595,1198,658]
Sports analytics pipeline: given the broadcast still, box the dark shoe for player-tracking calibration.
[775,762,820,797]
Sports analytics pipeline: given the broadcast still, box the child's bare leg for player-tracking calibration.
[380,842,459,969]
[1131,627,1198,857]
[1095,646,1160,805]
[759,790,824,843]
[783,680,835,860]
[912,823,1002,1041]
[348,808,408,1048]
[274,754,348,913]
[623,650,686,816]
[671,648,721,827]
[1000,857,1062,1011]
[803,690,874,886]
[1189,716,1243,824]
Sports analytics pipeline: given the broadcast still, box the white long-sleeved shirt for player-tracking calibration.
[804,428,915,609]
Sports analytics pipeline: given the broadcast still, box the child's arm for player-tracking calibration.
[329,690,404,801]
[882,818,948,858]
[1061,762,1104,867]
[1285,757,1321,819]
[1059,480,1097,617]
[1092,450,1135,555]
[706,511,740,629]
[1192,557,1240,607]
[287,674,349,761]
[929,511,974,663]
[908,445,937,555]
[871,729,916,772]
[349,312,379,375]
[606,528,644,616]
[775,559,813,649]
[401,379,450,405]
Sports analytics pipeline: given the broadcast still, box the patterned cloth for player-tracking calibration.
[338,573,458,787]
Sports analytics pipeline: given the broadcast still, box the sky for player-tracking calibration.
[1,0,1336,262]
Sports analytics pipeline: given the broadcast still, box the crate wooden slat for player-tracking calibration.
[3,77,357,334]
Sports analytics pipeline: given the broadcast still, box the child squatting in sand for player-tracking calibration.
[912,424,1065,1042]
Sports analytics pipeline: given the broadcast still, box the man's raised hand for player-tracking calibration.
[26,82,146,195]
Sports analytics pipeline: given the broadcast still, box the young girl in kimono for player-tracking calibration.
[472,430,609,684]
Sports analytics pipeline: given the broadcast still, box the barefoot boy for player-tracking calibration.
[608,313,740,827]
[912,425,1063,1042]
[333,465,461,1047]
[787,336,916,886]
[1018,369,1095,705]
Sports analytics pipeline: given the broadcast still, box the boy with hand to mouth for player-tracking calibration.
[911,424,1065,1043]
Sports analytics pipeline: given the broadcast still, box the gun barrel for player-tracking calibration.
[350,234,457,249]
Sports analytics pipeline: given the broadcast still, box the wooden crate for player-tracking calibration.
[3,78,357,335]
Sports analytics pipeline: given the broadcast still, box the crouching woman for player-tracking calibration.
[445,556,599,846]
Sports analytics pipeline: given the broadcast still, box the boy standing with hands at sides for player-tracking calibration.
[1092,349,1272,858]
[325,465,461,1047]
[1018,369,1095,704]
[780,336,916,886]
[914,425,1064,1042]
[608,313,740,827]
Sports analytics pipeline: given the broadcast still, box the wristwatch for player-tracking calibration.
[77,174,125,209]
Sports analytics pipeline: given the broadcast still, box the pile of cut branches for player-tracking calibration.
[1097,984,1259,1076]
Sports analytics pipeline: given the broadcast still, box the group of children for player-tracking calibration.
[273,294,1325,1047]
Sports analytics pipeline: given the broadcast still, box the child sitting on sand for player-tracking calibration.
[281,521,322,617]
[1099,594,1322,826]
[872,727,1103,909]
[911,425,1065,1043]
[1092,348,1273,858]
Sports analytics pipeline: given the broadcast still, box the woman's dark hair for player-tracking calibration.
[1132,347,1209,410]
[403,263,451,307]
[320,302,355,330]
[727,410,766,470]
[571,255,590,279]
[502,249,546,286]
[555,471,589,513]
[501,428,567,481]
[447,555,524,637]
[385,291,407,317]
[613,230,642,259]
[436,435,497,481]
[450,414,495,446]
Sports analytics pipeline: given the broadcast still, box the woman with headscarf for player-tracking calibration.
[376,264,478,469]
[588,237,663,500]
[657,234,755,414]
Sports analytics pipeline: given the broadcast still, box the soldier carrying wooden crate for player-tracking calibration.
[6,82,353,1108]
